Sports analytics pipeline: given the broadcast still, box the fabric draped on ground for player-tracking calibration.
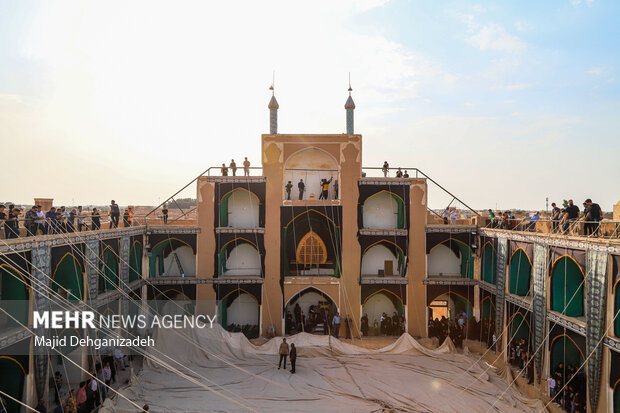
[100,325,546,412]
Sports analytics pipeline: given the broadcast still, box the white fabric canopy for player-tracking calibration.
[101,325,545,412]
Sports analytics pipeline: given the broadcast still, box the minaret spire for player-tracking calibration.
[345,72,355,134]
[268,71,279,134]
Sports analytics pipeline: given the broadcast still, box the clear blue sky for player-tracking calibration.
[1,0,618,210]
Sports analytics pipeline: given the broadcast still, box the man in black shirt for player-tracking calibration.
[109,200,120,228]
[566,199,580,234]
[162,204,169,224]
[297,179,305,200]
[285,181,293,200]
[583,198,602,237]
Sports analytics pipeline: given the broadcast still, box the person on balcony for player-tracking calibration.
[551,202,561,232]
[382,161,389,177]
[396,168,403,178]
[583,198,602,237]
[524,211,540,231]
[403,170,409,178]
[221,163,228,176]
[243,157,251,176]
[229,159,237,176]
[91,208,101,230]
[297,179,305,200]
[285,181,293,200]
[319,177,333,200]
[109,200,120,228]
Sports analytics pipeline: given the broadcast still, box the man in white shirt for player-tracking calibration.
[77,206,85,232]
[114,348,128,370]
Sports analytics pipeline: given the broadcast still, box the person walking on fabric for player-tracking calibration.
[289,343,297,374]
[278,338,289,370]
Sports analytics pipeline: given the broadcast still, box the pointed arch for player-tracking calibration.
[482,242,497,284]
[129,240,142,283]
[428,291,473,319]
[284,209,338,229]
[551,256,585,317]
[219,288,260,337]
[550,334,585,374]
[429,238,474,278]
[361,241,406,277]
[296,231,328,266]
[153,288,192,301]
[99,245,119,293]
[218,238,261,276]
[149,238,196,278]
[481,296,496,319]
[52,253,84,300]
[0,356,26,413]
[284,286,338,310]
[362,190,405,229]
[219,187,261,228]
[509,248,532,296]
[508,311,532,343]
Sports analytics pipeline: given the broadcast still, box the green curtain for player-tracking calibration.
[449,294,472,319]
[615,286,620,337]
[551,257,584,317]
[218,246,228,276]
[509,313,530,342]
[52,255,83,300]
[0,358,24,413]
[550,335,583,373]
[98,249,118,293]
[219,193,229,227]
[481,298,495,320]
[0,266,28,326]
[149,240,170,278]
[388,193,405,229]
[457,243,474,279]
[129,243,142,283]
[482,244,497,284]
[509,250,531,296]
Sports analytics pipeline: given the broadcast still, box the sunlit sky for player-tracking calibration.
[1,0,618,210]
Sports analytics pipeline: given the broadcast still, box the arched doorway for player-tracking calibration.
[362,191,404,229]
[284,147,339,200]
[0,357,25,413]
[362,290,404,336]
[52,253,83,300]
[361,242,405,277]
[152,289,194,317]
[129,241,142,283]
[480,296,496,345]
[283,210,340,277]
[550,335,584,383]
[481,242,497,284]
[508,312,531,346]
[285,287,337,335]
[219,290,259,339]
[218,239,261,276]
[149,239,197,278]
[0,264,28,330]
[219,188,260,228]
[428,292,472,321]
[99,246,118,293]
[551,256,584,317]
[509,249,531,296]
[428,240,473,278]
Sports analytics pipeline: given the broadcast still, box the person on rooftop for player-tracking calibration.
[243,157,251,176]
[583,198,602,237]
[382,161,389,177]
[551,202,561,232]
[524,211,540,231]
[396,168,403,178]
[109,200,120,228]
[403,170,409,178]
[221,163,228,176]
[230,159,237,176]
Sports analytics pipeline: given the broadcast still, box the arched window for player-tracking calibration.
[296,231,327,266]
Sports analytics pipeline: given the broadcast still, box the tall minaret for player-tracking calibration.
[345,77,355,134]
[268,84,279,134]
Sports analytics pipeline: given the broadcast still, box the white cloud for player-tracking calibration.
[468,24,526,53]
[571,0,595,7]
[587,66,606,75]
[514,21,533,32]
[503,83,533,91]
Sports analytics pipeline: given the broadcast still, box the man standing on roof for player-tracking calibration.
[277,338,289,370]
[230,159,237,176]
[109,200,120,228]
[243,157,251,176]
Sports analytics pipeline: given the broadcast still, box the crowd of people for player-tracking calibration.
[284,177,338,201]
[285,304,357,339]
[508,338,534,384]
[381,161,410,178]
[220,158,252,176]
[0,200,144,239]
[547,362,586,412]
[360,312,406,336]
[427,314,468,348]
[486,198,604,237]
[33,349,130,413]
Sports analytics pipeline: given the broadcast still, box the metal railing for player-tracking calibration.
[481,216,620,239]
